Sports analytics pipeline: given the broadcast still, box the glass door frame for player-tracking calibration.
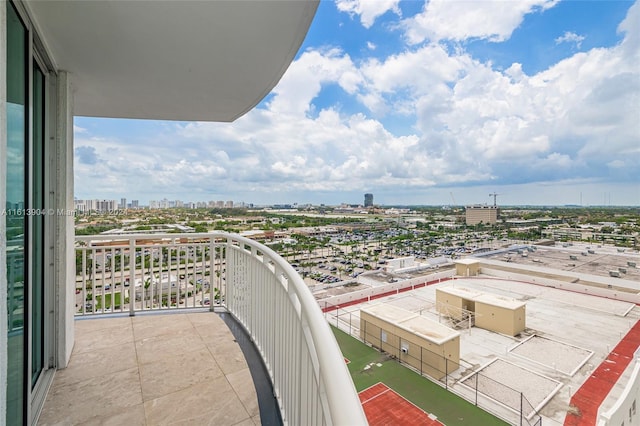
[28,46,56,425]
[7,1,58,423]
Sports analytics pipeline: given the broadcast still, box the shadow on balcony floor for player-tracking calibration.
[220,313,282,426]
[39,311,262,425]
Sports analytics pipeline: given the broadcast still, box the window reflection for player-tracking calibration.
[6,1,27,423]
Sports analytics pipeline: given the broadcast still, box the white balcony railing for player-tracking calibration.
[75,232,367,425]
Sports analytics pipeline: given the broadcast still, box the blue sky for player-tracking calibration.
[75,0,640,207]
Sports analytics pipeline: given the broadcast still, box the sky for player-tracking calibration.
[74,0,640,207]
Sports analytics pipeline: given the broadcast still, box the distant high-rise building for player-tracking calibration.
[131,200,139,208]
[225,200,234,208]
[120,198,127,209]
[364,193,373,207]
[97,199,118,212]
[74,199,117,212]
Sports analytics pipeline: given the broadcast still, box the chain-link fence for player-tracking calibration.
[330,306,543,426]
[463,371,542,426]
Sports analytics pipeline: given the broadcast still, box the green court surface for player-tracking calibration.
[333,327,508,426]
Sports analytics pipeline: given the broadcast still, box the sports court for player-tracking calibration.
[359,382,443,426]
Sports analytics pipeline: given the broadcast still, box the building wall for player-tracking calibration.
[55,72,76,368]
[475,302,525,336]
[397,329,460,380]
[360,310,460,380]
[598,357,640,426]
[435,289,474,321]
[386,256,416,272]
[455,262,479,276]
[465,206,498,225]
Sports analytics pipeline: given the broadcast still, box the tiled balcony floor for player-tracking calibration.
[38,312,260,425]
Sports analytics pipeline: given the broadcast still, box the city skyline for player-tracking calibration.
[74,0,639,206]
[72,193,637,208]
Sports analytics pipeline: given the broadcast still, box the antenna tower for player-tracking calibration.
[489,192,499,207]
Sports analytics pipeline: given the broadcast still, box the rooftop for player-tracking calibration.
[400,315,461,345]
[361,303,416,323]
[326,275,640,424]
[479,242,640,284]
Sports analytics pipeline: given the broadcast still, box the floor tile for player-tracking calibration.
[41,313,263,426]
[139,347,224,401]
[53,341,138,387]
[144,377,252,425]
[38,367,142,425]
[226,368,260,418]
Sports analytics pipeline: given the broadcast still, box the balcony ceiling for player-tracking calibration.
[27,0,319,122]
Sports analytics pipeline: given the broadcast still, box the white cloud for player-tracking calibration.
[74,1,639,205]
[618,0,640,55]
[555,31,585,48]
[335,0,401,28]
[267,48,361,116]
[403,0,558,44]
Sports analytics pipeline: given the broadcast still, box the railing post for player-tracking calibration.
[209,236,216,312]
[445,358,448,390]
[81,247,86,314]
[129,238,136,316]
[475,373,478,406]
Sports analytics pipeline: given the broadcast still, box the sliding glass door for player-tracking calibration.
[5,1,52,423]
[6,2,28,423]
[31,59,46,390]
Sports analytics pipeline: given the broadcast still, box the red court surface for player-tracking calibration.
[564,319,640,425]
[359,382,443,426]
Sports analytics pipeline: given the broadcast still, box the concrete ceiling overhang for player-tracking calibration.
[26,0,319,122]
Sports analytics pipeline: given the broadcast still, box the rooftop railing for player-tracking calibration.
[75,232,367,425]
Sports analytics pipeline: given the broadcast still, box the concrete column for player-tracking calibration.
[55,71,75,368]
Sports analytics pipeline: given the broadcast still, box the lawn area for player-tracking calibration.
[333,326,508,426]
[95,293,122,309]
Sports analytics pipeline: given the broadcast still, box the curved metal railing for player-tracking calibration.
[74,232,367,425]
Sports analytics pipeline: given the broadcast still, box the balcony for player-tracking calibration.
[39,232,366,425]
[39,312,260,425]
